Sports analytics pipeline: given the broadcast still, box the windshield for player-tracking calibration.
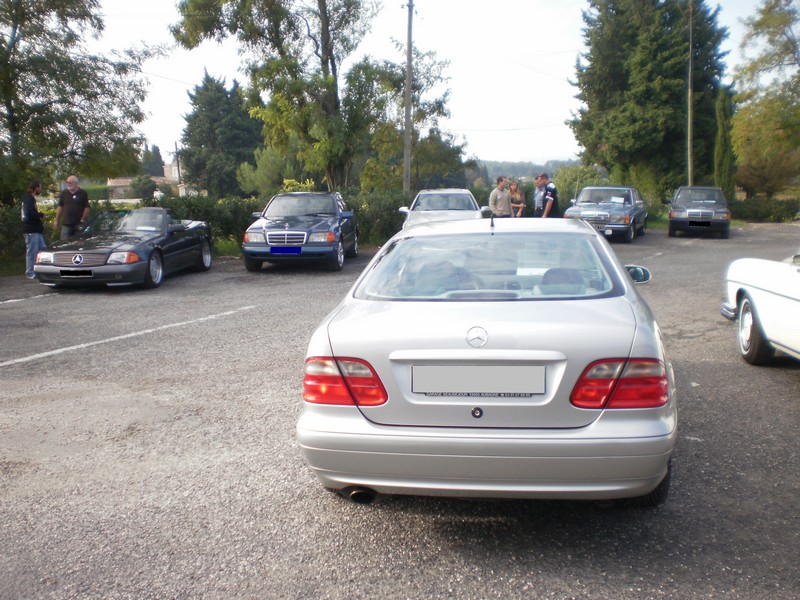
[265,195,336,218]
[412,193,478,211]
[675,188,726,206]
[82,210,164,233]
[355,232,622,301]
[577,189,632,205]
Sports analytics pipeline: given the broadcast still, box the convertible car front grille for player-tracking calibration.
[53,252,108,267]
[267,232,307,245]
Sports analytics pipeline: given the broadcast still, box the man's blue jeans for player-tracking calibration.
[24,233,46,278]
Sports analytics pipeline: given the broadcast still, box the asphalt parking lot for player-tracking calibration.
[1,222,798,599]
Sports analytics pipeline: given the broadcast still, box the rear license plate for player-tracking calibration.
[412,365,546,397]
[270,246,301,254]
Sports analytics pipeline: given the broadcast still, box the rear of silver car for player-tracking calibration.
[297,221,676,502]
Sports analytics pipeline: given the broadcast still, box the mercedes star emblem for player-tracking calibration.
[466,326,488,348]
[71,254,84,265]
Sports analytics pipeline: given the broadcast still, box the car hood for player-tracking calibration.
[671,201,727,210]
[326,297,641,429]
[253,215,336,232]
[403,210,483,229]
[48,232,158,253]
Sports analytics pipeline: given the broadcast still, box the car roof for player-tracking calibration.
[580,186,634,191]
[393,214,596,238]
[414,188,474,195]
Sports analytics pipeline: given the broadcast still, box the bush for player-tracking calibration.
[729,197,800,223]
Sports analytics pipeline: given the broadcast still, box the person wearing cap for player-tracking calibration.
[489,176,512,217]
[533,172,561,218]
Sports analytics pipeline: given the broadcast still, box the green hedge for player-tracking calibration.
[729,197,800,223]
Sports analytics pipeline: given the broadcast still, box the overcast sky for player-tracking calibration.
[98,0,762,165]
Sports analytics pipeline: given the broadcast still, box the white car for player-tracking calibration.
[297,218,676,506]
[399,188,491,229]
[721,251,800,364]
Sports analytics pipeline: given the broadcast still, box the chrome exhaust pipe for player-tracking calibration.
[343,486,377,504]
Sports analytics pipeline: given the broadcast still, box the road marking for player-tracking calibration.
[0,293,56,305]
[0,306,256,368]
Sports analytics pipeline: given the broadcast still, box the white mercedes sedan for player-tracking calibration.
[398,188,491,230]
[297,218,677,506]
[721,251,800,365]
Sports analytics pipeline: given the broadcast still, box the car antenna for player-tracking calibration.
[490,213,495,235]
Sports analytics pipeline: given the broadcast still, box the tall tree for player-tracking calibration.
[141,144,165,177]
[179,74,262,198]
[173,0,380,191]
[569,0,727,198]
[0,0,152,204]
[732,0,800,198]
[714,87,735,203]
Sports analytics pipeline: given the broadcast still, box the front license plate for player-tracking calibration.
[270,246,302,255]
[412,365,546,397]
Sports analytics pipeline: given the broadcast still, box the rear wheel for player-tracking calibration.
[192,239,212,271]
[345,231,359,258]
[142,251,164,289]
[629,461,671,507]
[738,295,774,365]
[244,257,262,272]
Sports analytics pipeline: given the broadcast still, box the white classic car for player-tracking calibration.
[721,251,800,364]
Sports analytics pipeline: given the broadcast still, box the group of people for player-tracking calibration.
[21,176,90,279]
[488,173,560,219]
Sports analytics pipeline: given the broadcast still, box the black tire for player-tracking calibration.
[345,232,359,258]
[629,461,671,508]
[244,257,262,272]
[192,239,212,272]
[327,240,345,271]
[142,251,164,289]
[623,222,635,243]
[638,217,647,236]
[721,225,730,239]
[737,294,774,365]
[668,223,677,237]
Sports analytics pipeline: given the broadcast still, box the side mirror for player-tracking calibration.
[625,265,651,284]
[168,223,186,233]
[480,206,492,218]
[399,206,410,215]
[339,210,354,219]
[570,198,577,206]
[661,198,671,206]
[252,211,263,219]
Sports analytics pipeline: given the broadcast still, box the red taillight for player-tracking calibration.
[570,359,668,409]
[303,357,388,406]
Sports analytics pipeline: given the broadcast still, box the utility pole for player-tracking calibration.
[403,0,414,194]
[687,0,694,186]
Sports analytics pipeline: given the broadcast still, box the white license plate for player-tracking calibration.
[412,365,546,397]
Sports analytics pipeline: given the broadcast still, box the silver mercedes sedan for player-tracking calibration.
[297,217,677,506]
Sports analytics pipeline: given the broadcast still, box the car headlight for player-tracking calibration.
[107,251,141,264]
[309,232,335,243]
[243,231,265,243]
[36,251,54,264]
[714,211,730,221]
[609,214,630,225]
[564,212,579,219]
[670,209,687,218]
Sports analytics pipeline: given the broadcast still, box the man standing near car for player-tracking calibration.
[21,180,46,280]
[533,172,561,218]
[489,176,512,217]
[55,175,89,239]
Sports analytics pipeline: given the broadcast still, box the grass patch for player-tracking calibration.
[214,236,241,257]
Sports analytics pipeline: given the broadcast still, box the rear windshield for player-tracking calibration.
[266,195,336,218]
[355,232,624,301]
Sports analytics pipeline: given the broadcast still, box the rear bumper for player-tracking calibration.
[297,407,677,500]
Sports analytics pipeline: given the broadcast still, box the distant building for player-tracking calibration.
[106,176,172,200]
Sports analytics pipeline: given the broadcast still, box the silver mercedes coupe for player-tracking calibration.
[297,217,677,506]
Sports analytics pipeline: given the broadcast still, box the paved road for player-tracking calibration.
[1,222,798,599]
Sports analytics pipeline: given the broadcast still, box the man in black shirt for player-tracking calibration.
[55,175,89,239]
